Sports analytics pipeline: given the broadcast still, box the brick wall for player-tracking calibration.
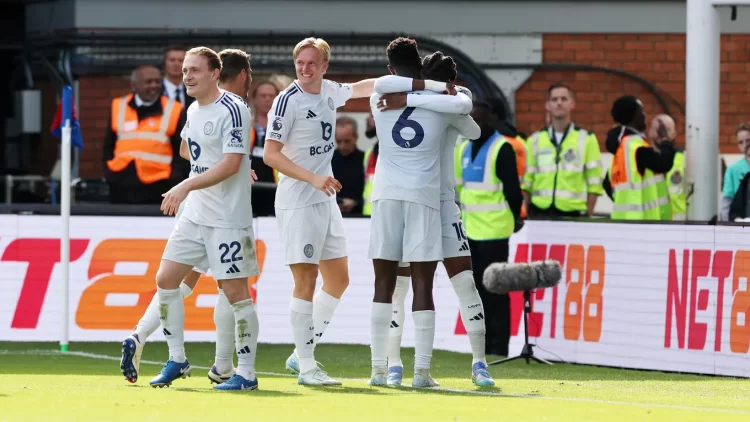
[66,34,750,178]
[514,33,750,154]
[70,73,376,178]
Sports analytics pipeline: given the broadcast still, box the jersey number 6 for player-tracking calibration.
[391,107,425,149]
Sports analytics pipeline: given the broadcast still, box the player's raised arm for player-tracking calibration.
[451,114,481,140]
[377,89,473,115]
[263,93,341,195]
[373,75,455,95]
[332,75,452,101]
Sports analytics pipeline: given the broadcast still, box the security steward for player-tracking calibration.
[103,65,187,204]
[604,96,675,220]
[523,83,603,218]
[647,114,686,221]
[455,100,523,357]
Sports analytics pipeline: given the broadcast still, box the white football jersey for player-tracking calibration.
[266,80,353,210]
[370,90,454,211]
[179,89,253,229]
[440,86,476,201]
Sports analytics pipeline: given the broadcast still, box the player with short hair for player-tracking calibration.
[376,51,495,387]
[367,38,479,388]
[119,48,256,387]
[149,46,260,391]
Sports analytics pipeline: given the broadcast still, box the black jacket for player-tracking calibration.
[729,172,750,220]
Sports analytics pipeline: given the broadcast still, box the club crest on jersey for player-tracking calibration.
[204,121,214,135]
[273,117,283,131]
[328,97,334,110]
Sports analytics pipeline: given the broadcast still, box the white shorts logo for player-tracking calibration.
[303,244,314,258]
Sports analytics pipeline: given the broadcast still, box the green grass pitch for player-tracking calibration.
[0,342,748,421]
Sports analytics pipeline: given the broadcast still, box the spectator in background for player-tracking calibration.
[455,100,523,356]
[268,73,294,92]
[486,96,527,218]
[161,45,193,108]
[523,83,603,218]
[362,114,378,216]
[249,79,281,216]
[332,116,365,215]
[605,95,674,220]
[722,123,750,220]
[104,65,186,204]
[647,114,687,221]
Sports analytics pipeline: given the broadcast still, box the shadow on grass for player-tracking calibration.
[0,341,732,382]
[172,387,302,397]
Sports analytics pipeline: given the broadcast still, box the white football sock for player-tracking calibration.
[179,282,194,298]
[290,298,316,374]
[312,289,340,346]
[450,270,487,365]
[157,287,186,363]
[133,283,192,341]
[233,298,259,381]
[371,302,392,369]
[413,310,436,370]
[213,289,235,374]
[387,276,409,368]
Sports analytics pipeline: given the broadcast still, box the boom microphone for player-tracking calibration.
[482,260,562,295]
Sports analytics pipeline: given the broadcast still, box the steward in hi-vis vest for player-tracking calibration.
[602,97,676,221]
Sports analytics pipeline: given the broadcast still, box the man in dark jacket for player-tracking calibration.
[602,96,676,202]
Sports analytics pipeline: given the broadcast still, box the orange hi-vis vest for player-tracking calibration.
[107,94,182,184]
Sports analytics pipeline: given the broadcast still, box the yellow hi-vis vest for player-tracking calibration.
[523,125,603,212]
[667,150,686,220]
[454,133,514,240]
[610,135,671,220]
[362,146,376,216]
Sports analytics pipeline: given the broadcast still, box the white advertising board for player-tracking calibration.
[0,216,747,377]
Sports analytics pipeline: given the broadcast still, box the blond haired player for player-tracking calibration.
[263,37,464,386]
[150,46,259,391]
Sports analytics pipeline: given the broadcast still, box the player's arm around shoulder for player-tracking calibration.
[452,114,481,140]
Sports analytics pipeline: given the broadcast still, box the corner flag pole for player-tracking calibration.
[60,85,72,353]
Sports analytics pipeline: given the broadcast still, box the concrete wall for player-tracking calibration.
[26,0,750,34]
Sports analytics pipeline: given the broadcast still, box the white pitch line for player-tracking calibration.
[2,349,749,415]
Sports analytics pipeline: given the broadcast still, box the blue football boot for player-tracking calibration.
[149,359,191,388]
[213,374,258,391]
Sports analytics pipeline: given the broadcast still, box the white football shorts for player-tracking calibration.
[275,200,348,265]
[175,200,209,274]
[368,199,442,263]
[162,214,259,281]
[441,200,471,259]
